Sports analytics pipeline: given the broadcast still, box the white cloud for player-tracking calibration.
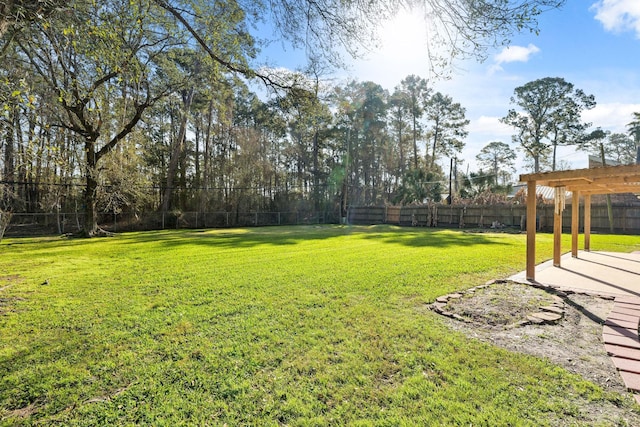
[494,44,541,64]
[591,0,640,37]
[582,102,640,131]
[489,44,540,74]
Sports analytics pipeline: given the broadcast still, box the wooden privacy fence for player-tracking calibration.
[348,204,640,233]
[4,205,639,235]
[4,210,331,236]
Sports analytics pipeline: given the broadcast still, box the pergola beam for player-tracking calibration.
[567,185,640,195]
[547,178,594,187]
[523,164,640,184]
[548,175,640,187]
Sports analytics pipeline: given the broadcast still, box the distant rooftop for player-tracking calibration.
[509,184,569,201]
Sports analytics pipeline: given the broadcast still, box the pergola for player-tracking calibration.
[519,164,640,281]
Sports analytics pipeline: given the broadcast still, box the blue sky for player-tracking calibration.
[257,0,640,176]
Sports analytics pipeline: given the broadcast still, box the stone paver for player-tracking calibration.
[606,318,639,330]
[611,357,640,374]
[540,305,563,314]
[607,311,640,323]
[608,306,640,317]
[526,315,545,324]
[602,333,640,349]
[614,302,640,310]
[619,371,640,392]
[605,344,640,360]
[615,296,640,306]
[430,280,567,326]
[529,312,563,322]
[603,296,640,399]
[603,325,639,339]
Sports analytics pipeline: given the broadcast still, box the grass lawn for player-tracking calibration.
[1,225,640,426]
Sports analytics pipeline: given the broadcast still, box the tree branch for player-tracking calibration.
[153,0,293,90]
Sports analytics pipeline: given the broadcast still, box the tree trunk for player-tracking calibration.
[313,128,320,210]
[398,122,405,179]
[493,157,498,186]
[14,109,28,209]
[201,101,213,210]
[162,89,194,212]
[2,109,15,207]
[83,141,99,236]
[430,123,440,169]
[412,116,418,169]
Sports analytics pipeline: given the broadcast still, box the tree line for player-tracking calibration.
[2,46,639,234]
[0,57,472,219]
[15,0,640,236]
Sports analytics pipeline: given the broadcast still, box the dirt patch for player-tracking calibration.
[4,402,38,419]
[0,275,22,291]
[433,281,640,425]
[0,275,25,315]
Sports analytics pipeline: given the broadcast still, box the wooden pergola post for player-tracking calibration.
[571,191,580,257]
[526,180,537,280]
[584,194,591,251]
[553,187,562,267]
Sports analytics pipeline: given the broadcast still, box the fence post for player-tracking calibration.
[162,212,165,229]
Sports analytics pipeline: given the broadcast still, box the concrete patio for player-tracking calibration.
[510,250,640,298]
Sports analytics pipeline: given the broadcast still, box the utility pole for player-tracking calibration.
[453,157,458,193]
[448,157,453,205]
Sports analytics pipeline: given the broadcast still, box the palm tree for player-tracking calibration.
[627,112,640,164]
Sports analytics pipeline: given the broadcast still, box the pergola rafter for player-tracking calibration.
[519,164,640,281]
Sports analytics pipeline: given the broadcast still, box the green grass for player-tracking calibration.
[1,225,639,426]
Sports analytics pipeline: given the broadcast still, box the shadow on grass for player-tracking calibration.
[0,235,118,260]
[361,228,512,248]
[1,225,516,255]
[153,225,362,249]
[149,225,514,250]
